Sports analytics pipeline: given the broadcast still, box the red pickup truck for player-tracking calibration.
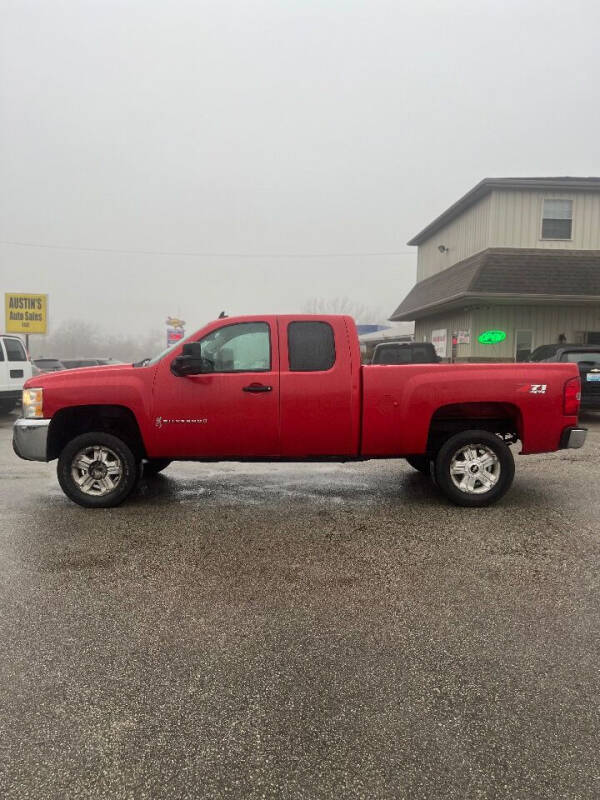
[13,314,586,508]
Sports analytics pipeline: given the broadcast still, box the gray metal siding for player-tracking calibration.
[416,194,491,281]
[470,305,600,360]
[489,190,600,250]
[416,305,600,361]
[415,310,475,360]
[415,189,600,281]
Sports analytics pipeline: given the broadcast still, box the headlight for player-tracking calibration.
[22,388,44,418]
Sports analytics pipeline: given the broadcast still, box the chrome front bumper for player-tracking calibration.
[13,418,50,461]
[560,427,587,449]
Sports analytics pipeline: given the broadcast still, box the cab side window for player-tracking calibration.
[199,322,271,372]
[4,338,26,361]
[288,321,336,371]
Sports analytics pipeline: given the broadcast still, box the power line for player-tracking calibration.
[0,239,414,259]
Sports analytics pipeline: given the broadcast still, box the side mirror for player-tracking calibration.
[171,342,213,376]
[182,342,203,358]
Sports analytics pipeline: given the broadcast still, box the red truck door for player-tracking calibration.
[278,316,361,457]
[150,318,280,458]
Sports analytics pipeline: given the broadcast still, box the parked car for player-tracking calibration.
[33,358,65,373]
[528,344,600,409]
[372,341,441,365]
[0,335,33,415]
[14,314,585,509]
[61,358,124,369]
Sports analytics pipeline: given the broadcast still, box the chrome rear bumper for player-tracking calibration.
[560,427,587,449]
[13,418,50,461]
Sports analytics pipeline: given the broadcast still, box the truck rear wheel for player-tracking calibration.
[434,429,515,507]
[57,431,140,508]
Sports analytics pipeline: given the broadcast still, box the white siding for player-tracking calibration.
[415,188,600,281]
[416,305,600,361]
[489,190,600,250]
[469,305,600,360]
[416,194,492,281]
[415,310,475,360]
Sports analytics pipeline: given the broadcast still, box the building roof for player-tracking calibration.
[390,248,600,321]
[408,177,600,246]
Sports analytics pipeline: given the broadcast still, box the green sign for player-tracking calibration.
[478,330,507,345]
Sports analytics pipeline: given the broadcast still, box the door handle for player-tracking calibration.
[243,384,273,393]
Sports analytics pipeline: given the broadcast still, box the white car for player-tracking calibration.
[0,335,33,415]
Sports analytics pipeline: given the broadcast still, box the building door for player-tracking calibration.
[515,330,533,362]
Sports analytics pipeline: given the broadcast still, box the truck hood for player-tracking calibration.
[24,363,138,389]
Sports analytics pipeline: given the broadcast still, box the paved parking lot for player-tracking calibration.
[1,411,599,799]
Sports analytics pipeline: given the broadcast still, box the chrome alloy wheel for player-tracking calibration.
[449,444,501,494]
[70,445,123,496]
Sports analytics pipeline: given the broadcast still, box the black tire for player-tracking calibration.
[405,455,431,475]
[57,431,140,508]
[0,400,16,415]
[143,459,172,477]
[434,429,515,508]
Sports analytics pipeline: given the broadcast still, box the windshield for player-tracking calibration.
[561,351,600,363]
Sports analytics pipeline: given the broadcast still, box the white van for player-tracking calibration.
[0,335,33,415]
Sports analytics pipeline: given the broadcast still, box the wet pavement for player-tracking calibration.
[1,410,600,799]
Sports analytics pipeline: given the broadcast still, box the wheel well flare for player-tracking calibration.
[427,402,522,452]
[47,405,146,461]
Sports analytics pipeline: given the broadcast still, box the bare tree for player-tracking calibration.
[302,296,385,323]
[30,320,164,363]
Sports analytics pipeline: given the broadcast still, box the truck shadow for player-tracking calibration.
[132,465,444,509]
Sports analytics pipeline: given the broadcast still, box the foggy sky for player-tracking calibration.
[2,0,600,337]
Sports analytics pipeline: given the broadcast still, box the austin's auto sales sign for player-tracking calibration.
[5,293,48,334]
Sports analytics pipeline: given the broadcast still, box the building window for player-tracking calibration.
[515,330,533,362]
[541,199,572,240]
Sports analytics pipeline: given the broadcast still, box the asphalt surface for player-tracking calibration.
[1,411,600,800]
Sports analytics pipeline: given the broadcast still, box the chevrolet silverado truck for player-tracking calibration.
[13,314,586,508]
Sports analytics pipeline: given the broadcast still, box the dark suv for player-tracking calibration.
[529,344,600,409]
[371,341,441,365]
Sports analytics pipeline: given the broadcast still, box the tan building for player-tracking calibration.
[391,177,600,361]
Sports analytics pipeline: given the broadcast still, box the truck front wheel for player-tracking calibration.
[434,430,515,507]
[57,432,140,508]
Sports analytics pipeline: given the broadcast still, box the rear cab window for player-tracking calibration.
[287,321,336,371]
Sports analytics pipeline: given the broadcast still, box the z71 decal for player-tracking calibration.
[518,383,548,395]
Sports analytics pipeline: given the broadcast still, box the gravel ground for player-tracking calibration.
[1,411,599,799]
